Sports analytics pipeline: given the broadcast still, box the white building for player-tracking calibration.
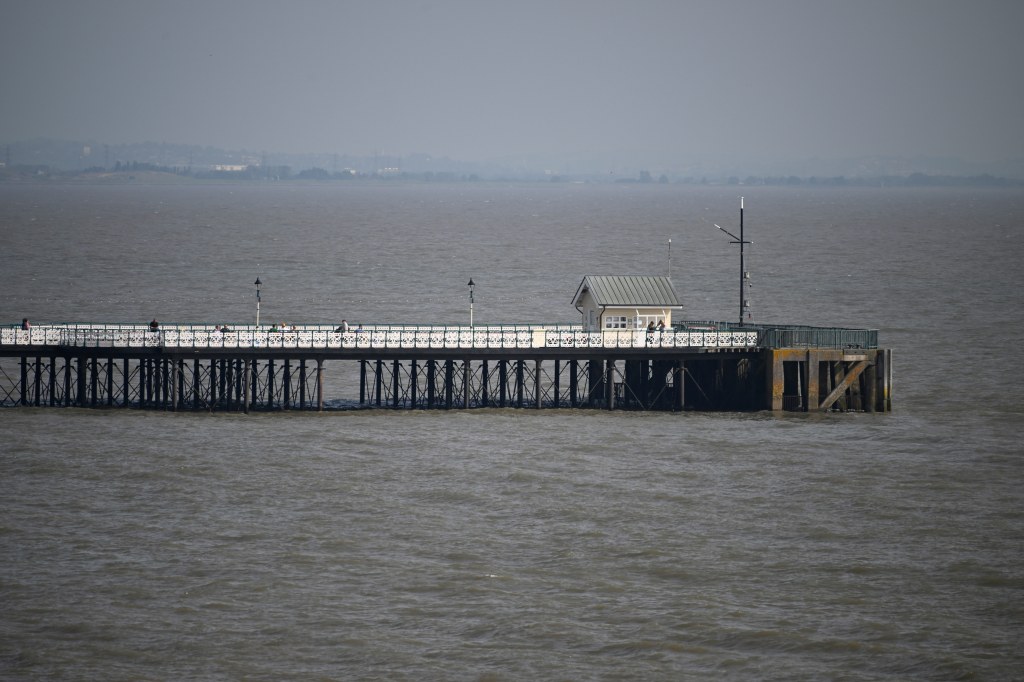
[573,276,682,332]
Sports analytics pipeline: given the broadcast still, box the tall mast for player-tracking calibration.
[739,197,745,325]
[715,199,752,326]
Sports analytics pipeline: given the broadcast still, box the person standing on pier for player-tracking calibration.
[149,319,159,331]
[21,318,30,330]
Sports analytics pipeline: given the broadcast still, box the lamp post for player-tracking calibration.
[255,277,262,327]
[467,278,475,328]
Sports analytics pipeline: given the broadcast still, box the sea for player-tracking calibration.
[1,181,1022,680]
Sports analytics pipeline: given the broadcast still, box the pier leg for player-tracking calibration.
[106,357,114,406]
[463,360,470,409]
[208,359,216,409]
[832,361,847,411]
[233,359,241,410]
[77,357,87,406]
[637,360,648,409]
[535,359,542,409]
[393,359,401,408]
[316,359,324,412]
[251,359,259,410]
[224,358,232,405]
[283,359,292,409]
[171,358,179,411]
[243,359,251,414]
[444,360,453,409]
[64,357,72,407]
[359,360,366,405]
[89,356,97,407]
[123,358,130,408]
[570,360,578,407]
[163,359,171,408]
[676,361,686,410]
[851,365,863,411]
[49,356,57,407]
[806,350,819,411]
[516,361,525,408]
[499,360,507,407]
[606,359,615,410]
[267,358,276,410]
[375,359,383,407]
[427,360,436,408]
[865,357,877,413]
[224,359,234,411]
[553,359,560,408]
[587,359,601,407]
[765,349,785,411]
[35,356,43,406]
[480,360,488,407]
[410,360,418,409]
[20,357,28,406]
[141,359,147,408]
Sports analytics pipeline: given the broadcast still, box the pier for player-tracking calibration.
[0,323,890,412]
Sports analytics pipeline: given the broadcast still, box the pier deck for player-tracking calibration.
[0,323,890,413]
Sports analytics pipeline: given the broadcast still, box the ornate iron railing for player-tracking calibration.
[1,325,759,350]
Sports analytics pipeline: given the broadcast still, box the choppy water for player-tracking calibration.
[1,182,1023,680]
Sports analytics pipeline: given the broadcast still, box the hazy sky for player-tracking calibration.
[3,0,1023,165]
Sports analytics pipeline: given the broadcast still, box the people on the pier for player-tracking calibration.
[335,319,350,333]
[149,318,159,331]
[21,318,30,330]
[270,323,279,332]
[657,319,666,332]
[221,324,231,333]
[356,324,364,333]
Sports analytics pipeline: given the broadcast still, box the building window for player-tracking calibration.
[604,316,628,329]
[635,315,663,329]
[604,315,666,329]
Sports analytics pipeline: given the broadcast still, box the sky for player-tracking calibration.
[3,0,1023,167]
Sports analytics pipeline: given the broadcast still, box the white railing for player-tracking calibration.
[1,325,760,350]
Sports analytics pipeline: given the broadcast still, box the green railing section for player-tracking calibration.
[675,321,878,349]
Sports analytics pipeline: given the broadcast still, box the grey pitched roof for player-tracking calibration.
[574,276,681,307]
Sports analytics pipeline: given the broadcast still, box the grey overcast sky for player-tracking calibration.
[2,0,1023,165]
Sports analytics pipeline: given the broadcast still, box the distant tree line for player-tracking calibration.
[112,160,190,174]
[715,173,1022,187]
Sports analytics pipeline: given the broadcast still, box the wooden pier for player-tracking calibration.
[0,324,890,413]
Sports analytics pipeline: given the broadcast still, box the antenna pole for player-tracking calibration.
[668,238,672,278]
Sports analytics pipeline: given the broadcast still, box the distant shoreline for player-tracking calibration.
[2,168,1022,188]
